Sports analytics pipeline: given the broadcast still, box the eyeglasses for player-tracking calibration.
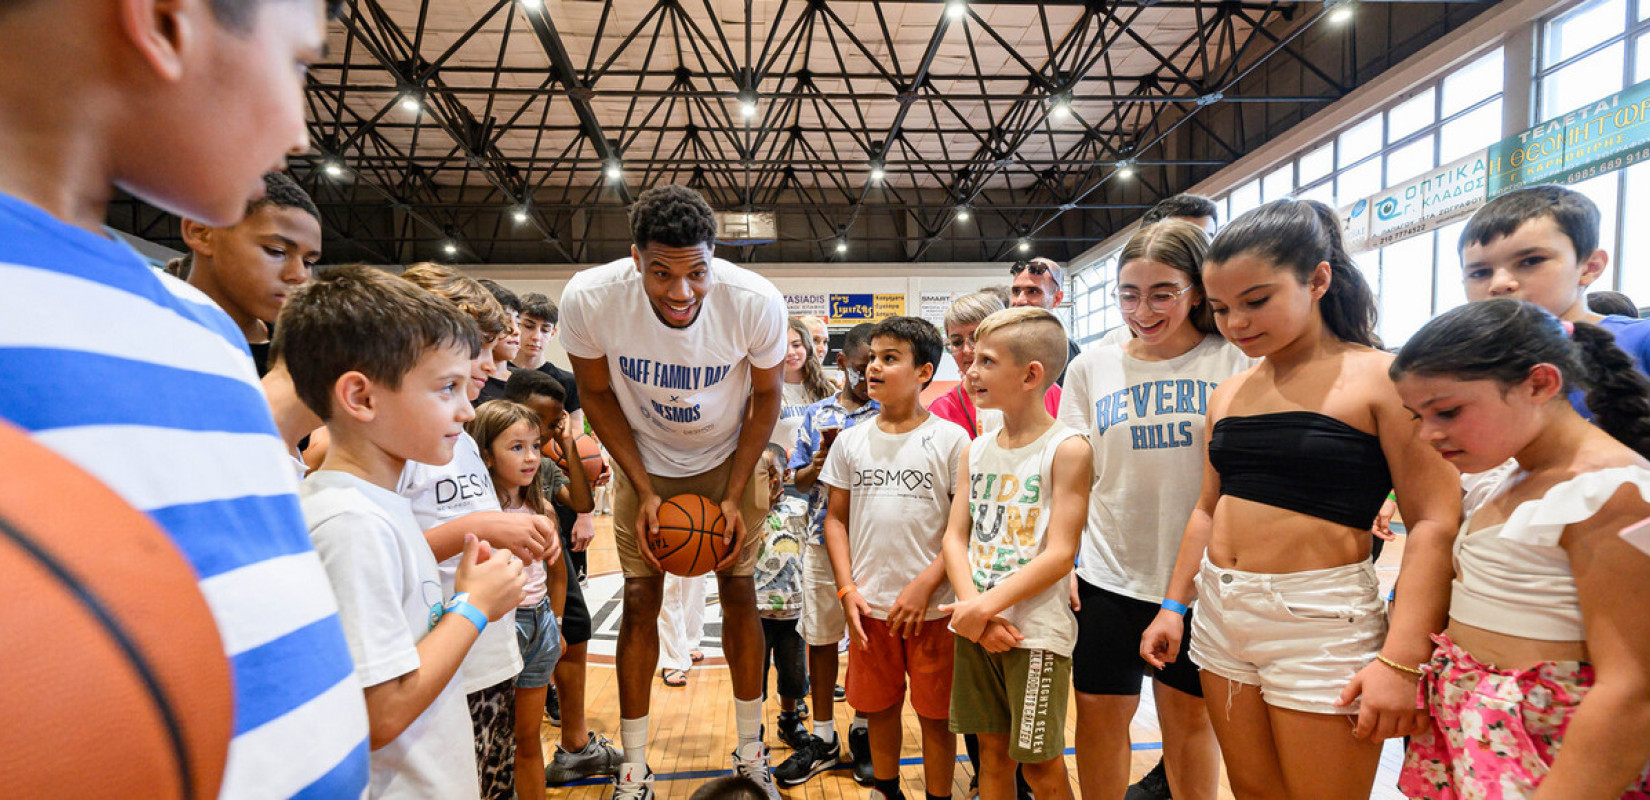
[1010,259,1062,282]
[945,337,973,353]
[1114,284,1195,312]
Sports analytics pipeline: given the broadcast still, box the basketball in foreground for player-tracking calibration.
[0,421,233,799]
[649,493,730,576]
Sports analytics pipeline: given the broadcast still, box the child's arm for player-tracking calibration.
[823,485,872,649]
[1533,490,1650,799]
[948,436,1093,641]
[941,443,978,604]
[423,511,557,564]
[791,417,825,493]
[1338,365,1463,740]
[363,535,525,749]
[887,551,949,641]
[556,423,595,514]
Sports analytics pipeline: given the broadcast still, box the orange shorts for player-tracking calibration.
[845,616,955,719]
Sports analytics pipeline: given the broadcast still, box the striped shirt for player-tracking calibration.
[0,192,370,799]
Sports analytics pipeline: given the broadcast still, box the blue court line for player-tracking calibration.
[555,742,1164,787]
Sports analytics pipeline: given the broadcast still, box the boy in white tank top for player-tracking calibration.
[940,308,1093,800]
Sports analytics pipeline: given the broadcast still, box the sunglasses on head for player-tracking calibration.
[1010,260,1051,276]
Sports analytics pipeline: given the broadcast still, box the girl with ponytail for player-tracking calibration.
[1390,299,1650,799]
[1140,198,1461,798]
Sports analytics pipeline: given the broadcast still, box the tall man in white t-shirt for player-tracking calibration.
[559,185,788,800]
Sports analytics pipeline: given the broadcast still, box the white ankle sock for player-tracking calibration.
[850,714,868,732]
[620,716,649,767]
[734,697,763,748]
[814,719,836,741]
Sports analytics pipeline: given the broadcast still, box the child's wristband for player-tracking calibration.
[837,584,859,601]
[1160,598,1190,617]
[444,592,488,634]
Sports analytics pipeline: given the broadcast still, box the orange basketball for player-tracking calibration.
[542,437,570,473]
[574,434,607,480]
[649,494,730,577]
[0,421,232,798]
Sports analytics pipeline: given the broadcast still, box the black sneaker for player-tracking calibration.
[776,711,808,750]
[545,686,561,728]
[795,697,809,719]
[773,732,840,786]
[848,725,873,786]
[1124,758,1172,800]
[834,684,847,702]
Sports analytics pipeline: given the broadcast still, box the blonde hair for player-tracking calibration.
[400,263,511,340]
[467,400,549,515]
[787,316,835,402]
[944,290,1007,331]
[1121,219,1216,335]
[972,307,1069,390]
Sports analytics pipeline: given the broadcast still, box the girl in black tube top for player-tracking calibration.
[1138,198,1462,800]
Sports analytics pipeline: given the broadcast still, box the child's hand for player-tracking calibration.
[1069,573,1082,612]
[977,618,1023,653]
[539,519,564,566]
[887,581,935,639]
[470,511,554,563]
[1338,658,1428,740]
[842,587,873,650]
[939,596,989,641]
[454,534,527,621]
[1139,609,1184,669]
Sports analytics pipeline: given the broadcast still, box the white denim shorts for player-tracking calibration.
[1189,558,1388,715]
[799,541,846,646]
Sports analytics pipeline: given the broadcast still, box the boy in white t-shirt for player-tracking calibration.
[821,316,970,800]
[941,308,1092,800]
[283,266,527,799]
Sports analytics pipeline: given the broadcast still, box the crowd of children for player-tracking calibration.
[3,2,1650,797]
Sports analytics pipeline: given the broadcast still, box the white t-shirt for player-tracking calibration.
[965,421,1085,656]
[558,256,788,477]
[773,381,817,456]
[398,433,523,693]
[1058,336,1254,602]
[818,414,969,619]
[300,471,479,800]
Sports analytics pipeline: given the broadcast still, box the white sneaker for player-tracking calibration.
[610,762,654,799]
[730,740,782,800]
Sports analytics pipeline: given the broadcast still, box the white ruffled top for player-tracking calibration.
[1451,465,1650,641]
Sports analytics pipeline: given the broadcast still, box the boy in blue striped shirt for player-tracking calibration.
[0,1,371,796]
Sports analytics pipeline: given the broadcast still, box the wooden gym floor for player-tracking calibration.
[539,516,1409,799]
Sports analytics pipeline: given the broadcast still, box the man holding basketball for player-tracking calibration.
[559,184,786,800]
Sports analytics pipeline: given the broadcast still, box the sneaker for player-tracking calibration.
[773,732,840,786]
[848,725,873,786]
[609,763,654,799]
[547,731,624,785]
[545,686,561,727]
[795,697,809,719]
[1124,759,1172,800]
[730,740,782,800]
[833,684,847,702]
[776,711,808,750]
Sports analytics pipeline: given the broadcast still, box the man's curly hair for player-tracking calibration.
[629,185,718,249]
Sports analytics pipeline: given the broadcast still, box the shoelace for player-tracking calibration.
[733,749,773,784]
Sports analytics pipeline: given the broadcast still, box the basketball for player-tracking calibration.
[649,493,730,577]
[543,437,570,473]
[574,434,607,480]
[0,421,233,798]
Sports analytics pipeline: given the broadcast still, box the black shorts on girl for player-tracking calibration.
[1072,578,1202,697]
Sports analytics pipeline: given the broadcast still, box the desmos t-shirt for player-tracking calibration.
[818,414,969,619]
[966,421,1084,656]
[398,433,523,693]
[300,471,478,800]
[0,191,369,798]
[557,257,787,477]
[1058,336,1254,601]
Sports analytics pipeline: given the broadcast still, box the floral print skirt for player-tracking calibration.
[1399,633,1650,799]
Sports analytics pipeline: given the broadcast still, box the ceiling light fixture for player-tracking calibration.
[512,207,529,223]
[1117,160,1135,179]
[399,93,421,113]
[1018,240,1032,252]
[836,241,848,254]
[1049,97,1072,122]
[605,160,623,180]
[1326,0,1354,24]
[946,0,967,22]
[323,159,345,178]
[519,0,541,8]
[956,207,971,222]
[443,241,458,256]
[740,100,758,119]
[869,164,886,182]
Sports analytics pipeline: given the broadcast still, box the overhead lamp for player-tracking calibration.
[519,0,541,8]
[869,164,886,182]
[956,207,971,222]
[323,159,345,178]
[836,241,848,254]
[740,100,758,119]
[1017,240,1032,253]
[946,0,967,21]
[1049,97,1072,122]
[512,206,530,223]
[443,241,458,256]
[399,93,422,113]
[604,160,623,180]
[1117,160,1135,179]
[1326,0,1354,24]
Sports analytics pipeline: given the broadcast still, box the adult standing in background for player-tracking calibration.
[1009,256,1082,386]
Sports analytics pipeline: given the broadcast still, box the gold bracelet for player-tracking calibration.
[1376,654,1424,677]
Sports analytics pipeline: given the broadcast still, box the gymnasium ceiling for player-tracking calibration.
[109,0,1496,266]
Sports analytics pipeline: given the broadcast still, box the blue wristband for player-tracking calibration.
[444,593,488,634]
[1161,598,1190,617]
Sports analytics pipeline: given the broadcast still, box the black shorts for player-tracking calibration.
[1072,578,1201,697]
[555,505,592,645]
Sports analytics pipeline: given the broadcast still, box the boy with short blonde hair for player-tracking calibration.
[941,307,1092,800]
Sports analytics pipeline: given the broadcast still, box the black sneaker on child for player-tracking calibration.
[544,686,561,727]
[776,711,808,750]
[772,732,840,786]
[848,725,873,786]
[1124,759,1172,800]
